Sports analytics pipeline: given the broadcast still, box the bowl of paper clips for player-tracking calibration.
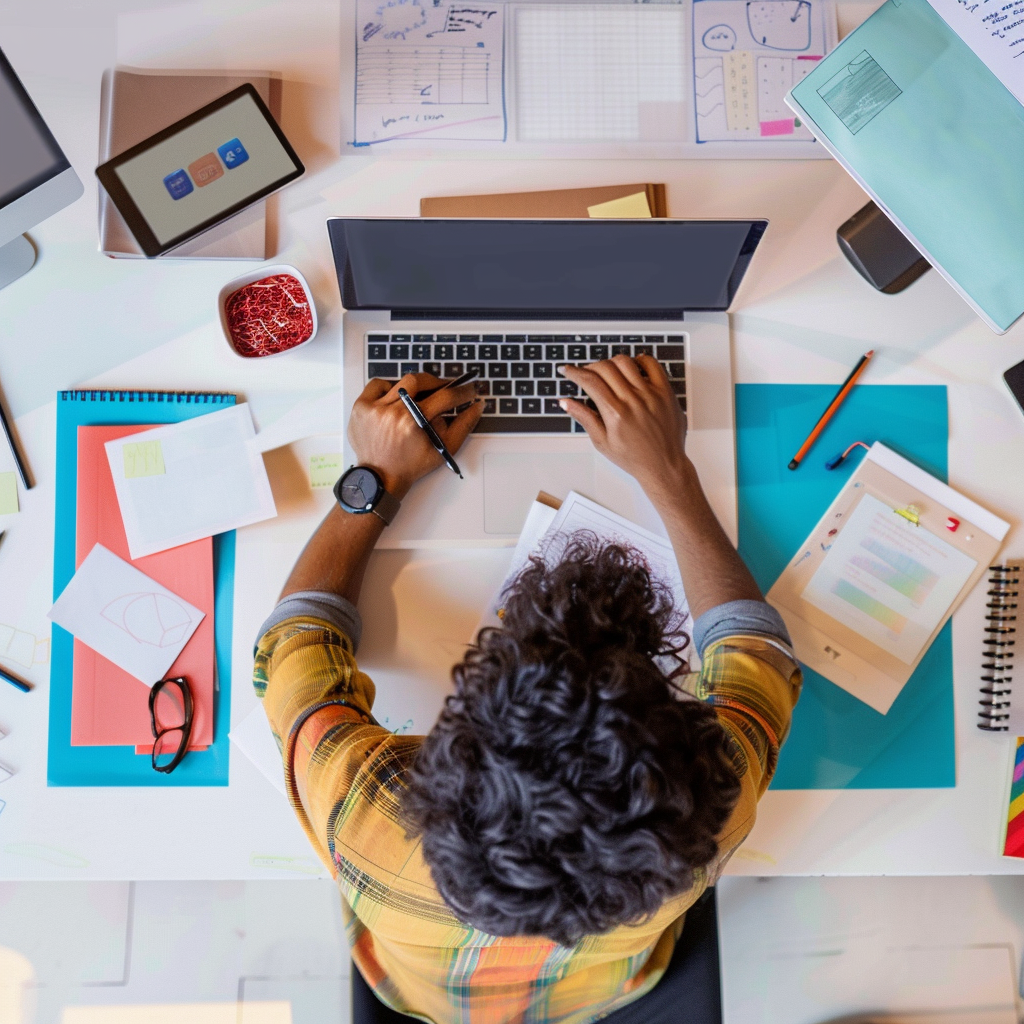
[218,264,318,359]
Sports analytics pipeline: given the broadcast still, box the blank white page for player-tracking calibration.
[515,5,687,141]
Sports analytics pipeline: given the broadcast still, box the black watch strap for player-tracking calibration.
[372,488,401,526]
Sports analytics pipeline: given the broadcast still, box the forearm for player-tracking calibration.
[645,457,763,621]
[279,504,386,606]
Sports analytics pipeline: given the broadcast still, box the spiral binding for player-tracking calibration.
[979,564,1020,731]
[58,390,234,403]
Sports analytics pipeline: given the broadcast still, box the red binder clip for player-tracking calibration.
[946,517,960,532]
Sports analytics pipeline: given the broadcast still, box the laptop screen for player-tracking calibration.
[328,218,767,316]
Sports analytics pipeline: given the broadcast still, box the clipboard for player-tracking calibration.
[767,443,1009,714]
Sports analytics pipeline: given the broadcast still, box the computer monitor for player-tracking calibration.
[0,44,83,291]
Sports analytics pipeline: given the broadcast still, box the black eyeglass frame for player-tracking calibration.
[148,677,194,775]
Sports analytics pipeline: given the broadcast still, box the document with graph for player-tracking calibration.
[767,443,1008,714]
[346,0,838,157]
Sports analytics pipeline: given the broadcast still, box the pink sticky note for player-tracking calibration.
[761,119,795,137]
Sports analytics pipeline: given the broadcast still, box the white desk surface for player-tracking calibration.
[1,0,1023,881]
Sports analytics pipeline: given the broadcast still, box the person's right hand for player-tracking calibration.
[559,355,690,497]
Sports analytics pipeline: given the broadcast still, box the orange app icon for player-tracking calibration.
[188,152,223,187]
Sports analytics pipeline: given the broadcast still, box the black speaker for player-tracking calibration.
[837,200,930,294]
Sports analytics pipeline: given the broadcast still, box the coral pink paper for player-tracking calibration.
[72,425,214,749]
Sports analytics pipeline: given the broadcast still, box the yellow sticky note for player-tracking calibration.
[724,51,757,132]
[122,441,165,479]
[0,472,18,514]
[310,454,343,489]
[587,192,652,219]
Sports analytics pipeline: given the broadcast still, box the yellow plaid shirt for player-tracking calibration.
[253,616,801,1024]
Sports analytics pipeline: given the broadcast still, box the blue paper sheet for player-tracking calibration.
[48,390,236,787]
[735,384,954,789]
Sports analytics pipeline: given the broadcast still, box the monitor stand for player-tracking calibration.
[0,235,36,292]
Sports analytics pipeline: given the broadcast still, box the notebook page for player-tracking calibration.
[514,5,687,141]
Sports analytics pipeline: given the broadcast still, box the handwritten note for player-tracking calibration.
[122,440,165,479]
[354,0,506,144]
[309,454,343,489]
[0,472,17,515]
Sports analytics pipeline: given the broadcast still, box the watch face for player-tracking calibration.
[340,467,379,510]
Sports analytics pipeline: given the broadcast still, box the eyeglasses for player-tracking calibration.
[148,677,194,774]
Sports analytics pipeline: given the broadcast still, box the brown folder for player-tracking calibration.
[420,183,668,219]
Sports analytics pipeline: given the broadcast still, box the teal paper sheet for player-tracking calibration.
[788,0,1024,333]
[735,384,955,789]
[48,391,236,787]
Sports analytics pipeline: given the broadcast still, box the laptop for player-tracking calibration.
[327,218,767,548]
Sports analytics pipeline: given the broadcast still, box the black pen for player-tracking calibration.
[0,662,31,693]
[0,390,31,490]
[397,387,463,479]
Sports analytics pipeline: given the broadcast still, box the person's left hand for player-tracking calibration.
[348,373,482,498]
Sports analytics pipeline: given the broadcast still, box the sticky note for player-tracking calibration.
[122,441,165,479]
[587,192,652,218]
[0,472,18,514]
[310,454,343,489]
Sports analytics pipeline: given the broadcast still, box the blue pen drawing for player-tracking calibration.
[703,23,737,49]
[746,1,812,50]
[365,0,428,42]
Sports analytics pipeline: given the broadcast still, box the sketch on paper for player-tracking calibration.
[101,592,194,649]
[354,0,507,143]
[0,622,49,669]
[693,0,826,141]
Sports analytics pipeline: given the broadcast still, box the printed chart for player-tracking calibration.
[693,0,827,142]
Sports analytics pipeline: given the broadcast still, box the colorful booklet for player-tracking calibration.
[1002,738,1024,859]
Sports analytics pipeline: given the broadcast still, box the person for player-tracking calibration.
[253,355,802,1024]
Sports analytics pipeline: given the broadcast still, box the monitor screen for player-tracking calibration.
[0,47,70,210]
[328,218,767,315]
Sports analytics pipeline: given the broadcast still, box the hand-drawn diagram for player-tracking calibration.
[354,0,506,143]
[817,49,901,134]
[101,592,194,648]
[693,0,826,142]
[0,621,49,669]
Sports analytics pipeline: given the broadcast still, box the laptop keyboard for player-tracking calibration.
[365,333,687,434]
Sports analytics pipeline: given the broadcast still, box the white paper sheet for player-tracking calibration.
[229,704,286,797]
[354,0,507,144]
[801,493,978,665]
[105,404,277,559]
[48,544,205,685]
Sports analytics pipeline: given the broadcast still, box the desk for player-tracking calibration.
[1,0,1023,881]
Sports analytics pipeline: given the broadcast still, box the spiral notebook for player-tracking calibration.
[979,565,1023,734]
[49,390,236,787]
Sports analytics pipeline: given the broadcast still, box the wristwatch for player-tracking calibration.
[334,465,401,525]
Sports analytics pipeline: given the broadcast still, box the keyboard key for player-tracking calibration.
[579,335,598,344]
[657,344,685,360]
[645,335,665,344]
[574,421,587,433]
[367,334,390,342]
[436,334,457,344]
[671,380,686,395]
[625,335,643,345]
[501,344,521,360]
[475,380,491,395]
[434,344,454,360]
[493,380,512,395]
[479,344,498,360]
[481,334,502,343]
[553,335,574,343]
[423,361,442,376]
[527,334,553,344]
[633,344,653,357]
[458,334,480,342]
[589,345,608,360]
[368,343,387,359]
[544,398,563,414]
[412,343,432,359]
[413,334,434,343]
[456,344,476,360]
[368,362,398,377]
[483,398,497,414]
[468,361,486,378]
[524,344,542,360]
[668,362,686,378]
[444,362,464,377]
[391,334,411,343]
[522,398,541,414]
[488,363,508,378]
[389,344,410,359]
[506,334,526,343]
[511,363,530,378]
[559,380,579,396]
[475,416,572,434]
[546,344,565,361]
[677,397,686,412]
[538,380,556,396]
[401,362,419,375]
[611,345,630,356]
[568,344,587,360]
[533,363,553,378]
[600,335,622,343]
[499,398,519,415]
[515,380,535,396]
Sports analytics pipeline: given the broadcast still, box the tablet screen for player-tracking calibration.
[110,91,300,248]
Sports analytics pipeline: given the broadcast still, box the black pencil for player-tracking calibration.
[0,393,30,490]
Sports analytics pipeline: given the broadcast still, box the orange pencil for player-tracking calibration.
[788,350,875,470]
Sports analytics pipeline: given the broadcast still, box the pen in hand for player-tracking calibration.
[397,387,463,479]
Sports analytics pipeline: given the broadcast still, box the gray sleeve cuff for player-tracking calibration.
[255,591,363,652]
[692,599,791,658]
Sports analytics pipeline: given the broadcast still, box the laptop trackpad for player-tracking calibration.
[483,452,595,534]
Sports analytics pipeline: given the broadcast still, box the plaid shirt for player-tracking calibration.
[253,615,801,1024]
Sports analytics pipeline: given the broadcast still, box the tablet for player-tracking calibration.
[95,84,303,257]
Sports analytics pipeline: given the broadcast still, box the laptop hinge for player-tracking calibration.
[389,309,685,322]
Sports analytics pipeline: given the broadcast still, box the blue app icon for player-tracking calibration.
[163,169,193,200]
[217,138,249,169]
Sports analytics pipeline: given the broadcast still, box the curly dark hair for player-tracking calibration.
[401,535,741,947]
